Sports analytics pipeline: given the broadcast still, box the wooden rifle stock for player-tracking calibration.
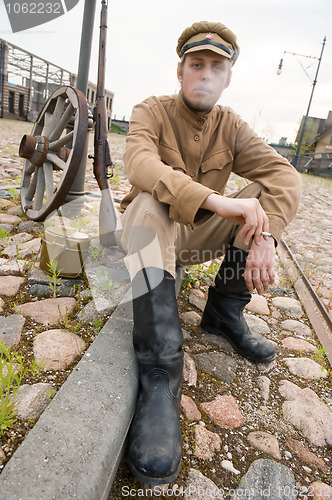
[93,0,117,247]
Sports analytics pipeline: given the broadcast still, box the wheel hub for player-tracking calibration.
[19,134,49,167]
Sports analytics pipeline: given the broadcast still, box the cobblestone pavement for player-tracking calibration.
[0,119,331,499]
[283,174,332,315]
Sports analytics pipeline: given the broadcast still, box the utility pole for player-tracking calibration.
[277,36,327,169]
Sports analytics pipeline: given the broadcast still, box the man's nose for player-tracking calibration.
[201,66,213,79]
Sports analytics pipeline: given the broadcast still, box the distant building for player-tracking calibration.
[313,111,332,154]
[294,111,332,178]
[0,38,114,129]
[295,111,332,154]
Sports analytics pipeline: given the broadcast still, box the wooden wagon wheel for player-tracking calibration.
[19,86,88,221]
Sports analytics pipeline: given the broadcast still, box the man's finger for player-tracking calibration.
[253,272,264,295]
[261,269,270,292]
[268,268,276,285]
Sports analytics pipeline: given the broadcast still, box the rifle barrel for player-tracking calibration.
[94,0,117,246]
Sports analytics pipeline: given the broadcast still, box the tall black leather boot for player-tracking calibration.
[201,245,276,363]
[128,267,183,485]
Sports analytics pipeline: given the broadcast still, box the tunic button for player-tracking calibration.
[190,172,195,177]
[198,120,204,126]
[194,135,199,141]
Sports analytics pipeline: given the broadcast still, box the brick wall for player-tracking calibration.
[2,81,30,120]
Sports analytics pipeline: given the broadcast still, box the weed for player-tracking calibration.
[8,187,20,204]
[95,269,121,293]
[89,245,103,261]
[46,260,62,298]
[58,306,70,328]
[312,344,326,364]
[182,261,219,295]
[311,345,332,378]
[0,228,10,246]
[72,284,83,308]
[47,387,55,402]
[0,342,27,435]
[28,358,45,376]
[94,317,103,331]
[70,215,92,231]
[183,266,200,293]
[109,162,121,185]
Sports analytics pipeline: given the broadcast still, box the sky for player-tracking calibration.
[0,0,331,144]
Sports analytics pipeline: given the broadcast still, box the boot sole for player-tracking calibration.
[201,319,276,364]
[128,459,181,486]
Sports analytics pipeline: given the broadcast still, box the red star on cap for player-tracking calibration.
[205,33,213,40]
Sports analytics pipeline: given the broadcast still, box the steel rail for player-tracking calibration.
[308,192,332,206]
[278,238,332,368]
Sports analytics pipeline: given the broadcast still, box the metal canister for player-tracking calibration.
[40,226,90,278]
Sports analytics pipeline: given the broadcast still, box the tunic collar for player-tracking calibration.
[175,89,216,128]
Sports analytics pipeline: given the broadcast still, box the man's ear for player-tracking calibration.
[177,62,182,83]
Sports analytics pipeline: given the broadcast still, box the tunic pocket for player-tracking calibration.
[201,149,233,172]
[200,149,234,192]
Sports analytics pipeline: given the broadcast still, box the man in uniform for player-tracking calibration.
[117,21,301,485]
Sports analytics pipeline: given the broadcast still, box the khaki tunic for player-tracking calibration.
[121,90,301,243]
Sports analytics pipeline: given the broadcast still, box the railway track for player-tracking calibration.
[278,238,332,368]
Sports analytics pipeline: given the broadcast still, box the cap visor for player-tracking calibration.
[184,44,232,59]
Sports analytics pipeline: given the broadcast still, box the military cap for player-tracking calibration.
[176,21,239,63]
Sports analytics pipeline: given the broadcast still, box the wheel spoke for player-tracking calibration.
[26,169,38,202]
[48,103,74,142]
[48,95,66,133]
[25,161,36,175]
[43,111,53,136]
[43,161,54,199]
[49,130,74,151]
[46,152,67,171]
[33,167,45,211]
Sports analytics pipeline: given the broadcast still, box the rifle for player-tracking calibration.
[92,0,117,247]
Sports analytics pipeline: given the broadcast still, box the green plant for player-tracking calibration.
[183,266,200,293]
[0,228,10,245]
[89,245,103,261]
[292,120,319,156]
[95,269,121,292]
[28,358,45,376]
[47,387,55,402]
[72,284,83,308]
[94,317,103,331]
[46,260,62,298]
[204,260,220,279]
[109,162,121,185]
[311,345,331,376]
[0,342,27,435]
[182,261,219,294]
[70,215,92,231]
[58,306,70,328]
[313,344,326,362]
[8,187,20,203]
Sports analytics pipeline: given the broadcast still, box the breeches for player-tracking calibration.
[117,182,263,279]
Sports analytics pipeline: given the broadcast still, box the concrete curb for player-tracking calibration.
[0,300,138,500]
